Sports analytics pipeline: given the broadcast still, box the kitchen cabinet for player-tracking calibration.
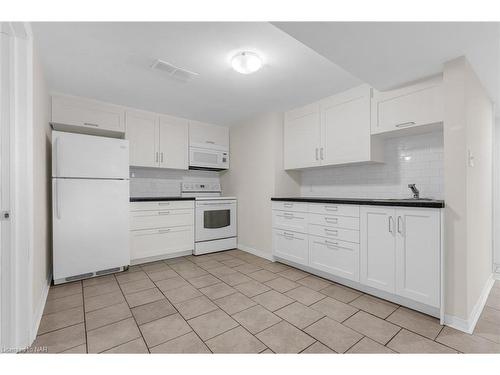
[395,208,440,307]
[159,115,189,169]
[51,95,125,137]
[284,103,321,169]
[125,110,158,168]
[360,206,396,293]
[130,200,194,264]
[284,85,382,170]
[272,200,442,315]
[371,76,443,135]
[189,120,229,150]
[126,111,188,170]
[360,206,440,307]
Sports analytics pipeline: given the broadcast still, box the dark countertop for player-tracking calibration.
[130,197,195,202]
[271,197,445,208]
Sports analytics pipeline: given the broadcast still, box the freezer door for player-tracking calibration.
[52,130,129,179]
[52,178,130,281]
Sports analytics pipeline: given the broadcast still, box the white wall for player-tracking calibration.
[220,112,300,257]
[443,57,493,326]
[301,130,444,199]
[31,44,51,322]
[494,118,500,272]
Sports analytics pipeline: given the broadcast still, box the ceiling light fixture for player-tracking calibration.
[231,51,263,74]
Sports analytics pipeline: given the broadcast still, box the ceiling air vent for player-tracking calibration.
[151,59,199,83]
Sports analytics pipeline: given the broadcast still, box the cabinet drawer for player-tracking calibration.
[272,210,308,233]
[308,212,359,230]
[308,203,359,217]
[130,225,194,261]
[272,201,308,213]
[130,209,193,230]
[130,200,194,212]
[308,224,359,243]
[52,95,125,134]
[272,229,308,265]
[309,235,359,282]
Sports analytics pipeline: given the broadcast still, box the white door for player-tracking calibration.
[52,131,129,179]
[284,102,321,169]
[159,115,189,170]
[395,208,441,307]
[360,206,396,293]
[126,110,158,168]
[52,178,130,281]
[321,86,371,165]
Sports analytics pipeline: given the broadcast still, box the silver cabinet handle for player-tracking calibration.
[324,205,338,211]
[395,121,416,128]
[325,217,338,224]
[205,140,215,144]
[83,122,99,127]
[388,216,394,233]
[54,137,60,177]
[324,228,338,236]
[158,229,171,234]
[161,152,164,163]
[155,152,159,163]
[158,202,170,206]
[320,147,324,160]
[283,203,293,208]
[315,148,319,161]
[158,211,170,215]
[397,216,403,234]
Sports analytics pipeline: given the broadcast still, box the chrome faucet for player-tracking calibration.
[408,184,420,199]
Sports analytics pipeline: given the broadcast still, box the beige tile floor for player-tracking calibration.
[30,249,500,353]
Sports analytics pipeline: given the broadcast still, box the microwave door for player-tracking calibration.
[190,149,220,168]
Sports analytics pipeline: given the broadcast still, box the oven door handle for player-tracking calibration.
[198,202,235,206]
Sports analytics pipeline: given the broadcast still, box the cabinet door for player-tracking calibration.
[372,77,443,134]
[360,206,396,293]
[189,120,229,150]
[395,208,440,307]
[159,115,189,170]
[125,110,159,168]
[284,103,321,169]
[321,85,372,165]
[272,229,308,265]
[309,235,360,281]
[52,95,125,134]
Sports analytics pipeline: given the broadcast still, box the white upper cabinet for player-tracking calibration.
[284,85,382,170]
[159,115,189,170]
[371,76,444,135]
[126,110,188,170]
[321,85,382,165]
[189,120,229,150]
[284,103,321,170]
[51,95,125,137]
[125,110,158,168]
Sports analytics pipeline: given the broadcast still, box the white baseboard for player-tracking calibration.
[30,272,52,344]
[237,243,274,261]
[444,273,494,334]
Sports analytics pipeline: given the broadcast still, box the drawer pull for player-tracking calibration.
[83,122,99,127]
[324,206,338,211]
[158,229,171,234]
[158,211,170,215]
[325,217,338,223]
[283,203,293,208]
[158,202,171,206]
[324,228,338,236]
[395,121,416,128]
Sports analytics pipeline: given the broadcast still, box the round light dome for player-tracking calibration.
[231,51,263,74]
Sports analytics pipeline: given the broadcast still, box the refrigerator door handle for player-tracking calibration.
[55,179,61,219]
[54,137,60,176]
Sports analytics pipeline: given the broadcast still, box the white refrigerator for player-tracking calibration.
[52,131,130,284]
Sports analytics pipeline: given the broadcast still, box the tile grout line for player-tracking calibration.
[114,273,151,354]
[79,281,89,354]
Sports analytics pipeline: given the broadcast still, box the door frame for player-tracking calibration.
[0,21,34,352]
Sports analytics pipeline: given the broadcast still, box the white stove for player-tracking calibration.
[181,182,237,255]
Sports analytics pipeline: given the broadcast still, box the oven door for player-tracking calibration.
[196,200,237,242]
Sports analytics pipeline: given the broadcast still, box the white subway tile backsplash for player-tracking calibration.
[129,168,220,198]
[300,130,444,199]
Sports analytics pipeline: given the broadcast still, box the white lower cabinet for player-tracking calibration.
[272,201,442,313]
[272,229,308,264]
[130,200,194,264]
[309,236,359,281]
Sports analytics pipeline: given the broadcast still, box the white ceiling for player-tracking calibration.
[32,22,361,126]
[273,22,500,105]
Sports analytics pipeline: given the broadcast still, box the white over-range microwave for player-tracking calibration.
[189,147,229,171]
